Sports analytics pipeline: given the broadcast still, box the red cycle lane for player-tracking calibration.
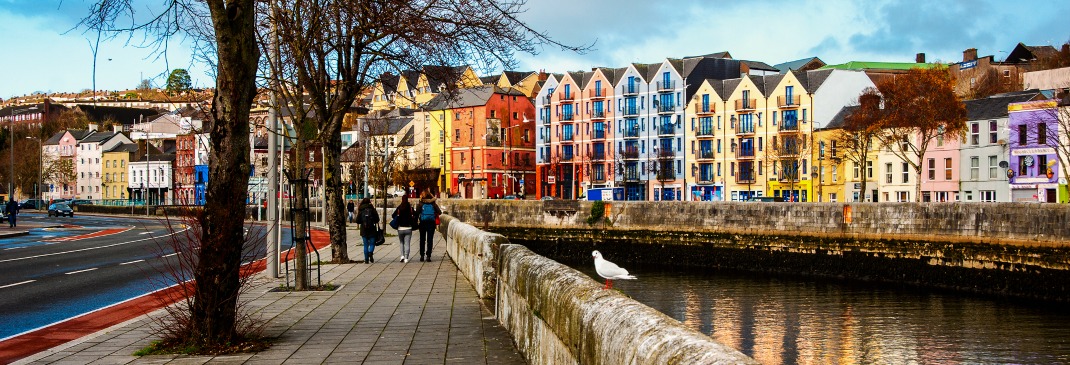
[0,229,330,364]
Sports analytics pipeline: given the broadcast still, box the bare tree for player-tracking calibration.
[873,67,968,202]
[835,88,883,201]
[262,0,588,263]
[765,129,811,201]
[82,0,262,349]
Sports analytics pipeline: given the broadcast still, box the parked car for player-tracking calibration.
[540,196,555,201]
[68,199,93,207]
[48,203,75,217]
[20,199,47,210]
[745,196,784,202]
[501,195,522,200]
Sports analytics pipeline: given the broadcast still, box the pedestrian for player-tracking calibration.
[346,200,355,223]
[355,198,378,264]
[416,190,441,262]
[5,197,19,228]
[392,195,416,263]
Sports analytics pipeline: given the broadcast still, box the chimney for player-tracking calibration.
[113,124,122,133]
[963,48,978,62]
[916,53,926,63]
[1062,44,1069,56]
[538,69,548,81]
[87,123,98,132]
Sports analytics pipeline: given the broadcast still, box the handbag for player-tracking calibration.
[374,225,386,246]
[389,216,399,230]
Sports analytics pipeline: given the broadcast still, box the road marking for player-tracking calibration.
[0,280,35,289]
[0,226,190,264]
[139,232,152,235]
[120,259,144,265]
[65,268,98,275]
[161,253,178,258]
[3,247,25,251]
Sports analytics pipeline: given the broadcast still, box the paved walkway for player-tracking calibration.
[15,225,525,364]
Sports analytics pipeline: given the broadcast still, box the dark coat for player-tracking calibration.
[5,200,18,215]
[356,201,379,237]
[392,202,416,229]
[416,197,441,225]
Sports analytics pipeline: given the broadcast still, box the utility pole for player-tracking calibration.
[266,6,280,278]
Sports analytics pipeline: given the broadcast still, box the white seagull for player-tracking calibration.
[592,250,636,289]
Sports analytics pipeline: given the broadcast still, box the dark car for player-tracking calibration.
[48,203,74,217]
[501,195,522,200]
[745,196,784,202]
[68,199,93,207]
[20,199,47,210]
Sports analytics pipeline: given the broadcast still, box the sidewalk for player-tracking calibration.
[0,212,61,238]
[15,225,525,364]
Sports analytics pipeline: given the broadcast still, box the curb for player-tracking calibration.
[0,231,29,239]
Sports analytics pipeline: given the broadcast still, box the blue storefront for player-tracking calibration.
[194,165,208,205]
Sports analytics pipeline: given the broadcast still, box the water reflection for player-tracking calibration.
[568,263,1070,365]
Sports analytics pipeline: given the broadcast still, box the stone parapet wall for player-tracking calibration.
[438,199,1070,245]
[438,214,757,364]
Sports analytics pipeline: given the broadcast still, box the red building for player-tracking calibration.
[174,134,196,204]
[447,85,536,199]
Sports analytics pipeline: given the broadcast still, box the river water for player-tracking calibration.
[567,262,1070,365]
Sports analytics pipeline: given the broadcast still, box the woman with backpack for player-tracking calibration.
[416,190,441,262]
[355,198,379,264]
[392,195,416,263]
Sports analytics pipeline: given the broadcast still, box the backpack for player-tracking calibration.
[420,203,436,221]
[359,207,376,225]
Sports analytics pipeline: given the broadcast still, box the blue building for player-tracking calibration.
[194,165,208,205]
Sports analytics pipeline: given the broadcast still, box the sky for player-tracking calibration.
[2,0,1069,99]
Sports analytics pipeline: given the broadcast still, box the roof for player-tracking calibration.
[79,131,120,144]
[105,143,140,153]
[479,75,499,84]
[44,130,68,145]
[819,61,941,71]
[1006,43,1059,63]
[825,105,859,130]
[742,60,779,72]
[795,69,835,92]
[502,71,532,85]
[964,90,1044,120]
[773,57,826,73]
[74,105,160,125]
[422,84,523,110]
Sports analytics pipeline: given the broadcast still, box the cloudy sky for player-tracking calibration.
[2,0,1069,99]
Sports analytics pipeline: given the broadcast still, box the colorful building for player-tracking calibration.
[958,91,1042,202]
[1007,100,1065,202]
[101,143,138,201]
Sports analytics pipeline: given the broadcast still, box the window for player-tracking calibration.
[944,158,953,180]
[989,121,998,143]
[980,190,996,202]
[885,163,893,183]
[853,162,860,179]
[455,129,461,141]
[970,157,980,180]
[902,163,910,183]
[927,158,936,180]
[866,161,874,179]
[1038,123,1047,145]
[989,156,998,179]
[971,122,979,145]
[439,130,445,143]
[832,166,838,182]
[1019,125,1027,145]
[896,191,909,202]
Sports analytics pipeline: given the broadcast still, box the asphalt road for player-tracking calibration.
[0,213,291,340]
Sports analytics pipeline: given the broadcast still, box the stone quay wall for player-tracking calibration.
[437,199,1070,302]
[436,215,757,365]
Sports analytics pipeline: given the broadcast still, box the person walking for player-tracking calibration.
[5,197,19,228]
[347,200,356,223]
[416,190,441,262]
[392,195,416,263]
[355,198,379,264]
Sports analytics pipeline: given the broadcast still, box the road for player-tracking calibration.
[0,213,292,341]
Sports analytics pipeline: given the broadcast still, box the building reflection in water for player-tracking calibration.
[571,264,1070,364]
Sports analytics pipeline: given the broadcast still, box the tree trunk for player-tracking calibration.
[192,0,259,346]
[322,118,349,263]
[292,138,309,290]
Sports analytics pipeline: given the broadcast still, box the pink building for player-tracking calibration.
[42,129,95,200]
[919,134,961,202]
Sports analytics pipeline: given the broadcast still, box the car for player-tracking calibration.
[20,199,47,210]
[501,195,522,200]
[68,199,93,207]
[745,196,784,202]
[48,203,74,217]
[539,196,555,201]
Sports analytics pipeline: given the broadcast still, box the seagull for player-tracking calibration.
[592,250,636,290]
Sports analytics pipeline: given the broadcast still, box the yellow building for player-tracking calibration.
[761,71,815,202]
[420,95,455,195]
[102,143,138,201]
[812,127,846,202]
[369,66,482,111]
[684,79,728,201]
[489,71,543,98]
[721,75,770,201]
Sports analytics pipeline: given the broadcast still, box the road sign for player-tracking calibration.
[519,179,524,186]
[409,180,415,187]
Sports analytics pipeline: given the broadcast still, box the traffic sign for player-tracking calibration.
[519,179,524,186]
[409,180,415,187]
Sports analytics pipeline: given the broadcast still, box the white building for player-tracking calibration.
[128,152,174,205]
[75,130,133,200]
[959,91,1043,202]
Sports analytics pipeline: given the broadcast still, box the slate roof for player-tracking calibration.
[479,75,499,84]
[502,71,531,85]
[825,105,859,130]
[795,69,835,93]
[105,143,140,153]
[964,90,1043,120]
[1006,43,1059,63]
[79,131,120,144]
[742,60,779,72]
[774,57,826,73]
[422,84,520,110]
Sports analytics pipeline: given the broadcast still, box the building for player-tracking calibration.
[174,134,197,204]
[42,129,93,200]
[101,143,139,201]
[0,99,68,130]
[958,91,1043,202]
[76,130,134,200]
[1007,99,1064,202]
[369,65,482,111]
[948,44,1060,99]
[129,142,175,205]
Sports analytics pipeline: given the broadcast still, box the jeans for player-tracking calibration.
[419,221,436,258]
[362,235,375,261]
[397,228,413,259]
[8,214,15,227]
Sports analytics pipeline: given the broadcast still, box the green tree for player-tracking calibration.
[166,69,192,95]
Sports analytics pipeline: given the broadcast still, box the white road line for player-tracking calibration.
[161,253,178,258]
[65,268,98,275]
[120,259,145,265]
[3,247,25,251]
[0,226,188,264]
[139,232,152,235]
[0,280,35,289]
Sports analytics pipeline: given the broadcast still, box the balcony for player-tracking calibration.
[736,173,756,184]
[698,171,715,184]
[656,171,675,181]
[658,123,675,136]
[657,80,675,91]
[560,132,574,142]
[736,124,755,136]
[696,150,714,160]
[621,147,640,160]
[591,109,606,120]
[778,121,799,132]
[656,149,675,160]
[623,125,641,138]
[592,128,606,140]
[592,151,606,161]
[623,172,641,182]
[591,175,608,184]
[657,104,676,114]
[696,126,715,138]
[778,95,801,108]
[540,95,551,106]
[561,153,574,162]
[735,148,755,159]
[589,88,607,99]
[694,104,716,115]
[622,107,639,117]
[622,85,639,96]
[559,92,575,102]
[561,112,574,121]
[778,172,800,182]
[777,147,799,157]
[735,99,757,112]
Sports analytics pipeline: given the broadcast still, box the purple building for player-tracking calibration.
[1007,100,1064,202]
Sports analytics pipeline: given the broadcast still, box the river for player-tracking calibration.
[567,261,1070,364]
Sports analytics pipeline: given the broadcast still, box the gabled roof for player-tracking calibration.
[795,69,835,93]
[479,75,499,84]
[79,131,121,144]
[742,60,779,72]
[105,143,140,153]
[75,105,160,125]
[423,84,521,110]
[683,51,732,59]
[1006,43,1059,63]
[825,105,859,130]
[774,57,826,74]
[964,90,1044,120]
[722,78,743,96]
[502,71,532,85]
[609,67,629,85]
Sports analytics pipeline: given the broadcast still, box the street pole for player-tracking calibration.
[265,5,280,277]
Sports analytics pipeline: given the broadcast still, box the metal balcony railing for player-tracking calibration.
[779,121,799,132]
[694,104,715,115]
[622,85,639,96]
[561,112,574,121]
[622,107,639,117]
[591,109,606,119]
[696,126,714,137]
[593,129,606,140]
[623,126,640,138]
[777,95,801,108]
[736,124,755,135]
[735,148,755,159]
[621,147,640,159]
[658,123,675,136]
[657,80,675,91]
[592,152,606,161]
[736,173,756,184]
[657,149,675,160]
[697,150,714,160]
[589,88,607,99]
[735,99,757,111]
[657,104,675,114]
[560,92,575,102]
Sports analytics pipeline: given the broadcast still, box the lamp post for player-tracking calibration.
[27,136,41,208]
